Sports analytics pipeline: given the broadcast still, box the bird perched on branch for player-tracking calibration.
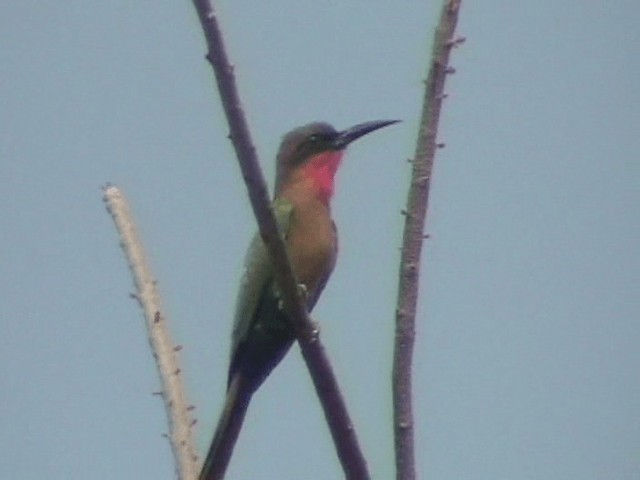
[199,119,398,480]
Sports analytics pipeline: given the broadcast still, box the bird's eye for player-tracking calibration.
[308,134,319,143]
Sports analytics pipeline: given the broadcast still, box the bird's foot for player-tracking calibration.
[309,319,320,335]
[297,283,309,301]
[275,283,309,311]
[300,318,321,342]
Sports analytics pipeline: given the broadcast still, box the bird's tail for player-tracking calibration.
[199,375,253,480]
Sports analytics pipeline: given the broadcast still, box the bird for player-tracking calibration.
[199,119,398,480]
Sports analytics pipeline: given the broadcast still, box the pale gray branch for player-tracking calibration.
[103,185,199,480]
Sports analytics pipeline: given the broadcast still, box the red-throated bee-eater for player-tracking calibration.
[199,119,398,480]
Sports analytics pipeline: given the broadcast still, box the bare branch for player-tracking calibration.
[393,1,463,480]
[190,1,370,478]
[102,185,199,480]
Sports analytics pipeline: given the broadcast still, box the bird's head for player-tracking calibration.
[275,120,399,203]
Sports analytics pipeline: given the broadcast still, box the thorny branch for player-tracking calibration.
[393,1,464,479]
[191,1,371,478]
[103,185,199,480]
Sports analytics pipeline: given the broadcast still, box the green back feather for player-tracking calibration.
[230,198,293,361]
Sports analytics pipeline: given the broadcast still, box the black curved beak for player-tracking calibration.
[333,119,400,149]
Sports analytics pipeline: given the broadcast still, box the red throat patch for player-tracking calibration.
[300,150,344,204]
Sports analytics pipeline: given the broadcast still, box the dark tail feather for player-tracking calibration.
[199,375,253,480]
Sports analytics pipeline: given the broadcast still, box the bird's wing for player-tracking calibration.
[229,198,294,364]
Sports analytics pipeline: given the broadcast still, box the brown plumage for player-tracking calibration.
[199,120,398,480]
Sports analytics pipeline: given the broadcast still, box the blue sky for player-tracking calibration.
[2,1,639,479]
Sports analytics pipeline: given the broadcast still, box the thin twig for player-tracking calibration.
[393,1,463,480]
[191,1,370,479]
[103,185,199,480]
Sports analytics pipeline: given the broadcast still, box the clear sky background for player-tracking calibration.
[2,1,639,479]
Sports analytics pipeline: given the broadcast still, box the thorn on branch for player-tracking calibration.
[447,0,462,14]
[437,143,446,149]
[436,93,449,100]
[129,292,138,300]
[154,311,161,323]
[152,391,164,396]
[423,233,431,239]
[174,345,183,352]
[162,433,169,439]
[174,368,181,375]
[187,405,196,411]
[445,66,456,75]
[404,263,418,275]
[190,419,198,427]
[401,210,415,219]
[415,175,430,186]
[446,36,466,48]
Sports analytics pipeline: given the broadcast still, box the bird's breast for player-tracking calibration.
[286,203,337,299]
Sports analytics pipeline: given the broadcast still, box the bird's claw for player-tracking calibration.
[297,283,309,301]
[275,283,309,311]
[309,319,320,335]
